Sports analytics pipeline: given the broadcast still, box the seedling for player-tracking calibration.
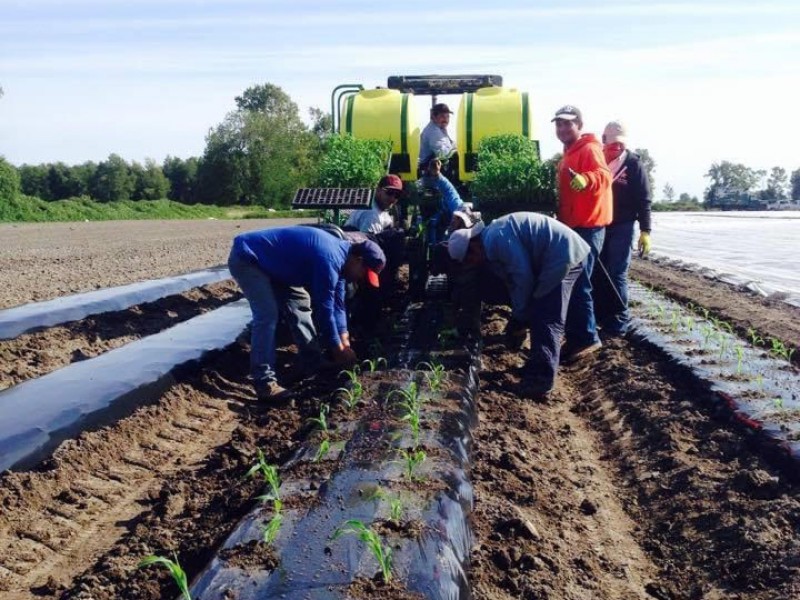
[308,403,330,435]
[262,511,283,545]
[314,438,331,462]
[438,327,459,348]
[683,315,695,332]
[332,520,393,583]
[391,383,422,447]
[747,328,763,346]
[755,373,764,391]
[336,383,363,411]
[398,448,427,481]
[138,554,191,600]
[246,450,281,504]
[340,367,361,385]
[774,397,784,410]
[417,360,447,392]
[768,338,796,363]
[669,309,681,333]
[700,324,714,350]
[361,357,388,373]
[718,335,730,360]
[734,345,745,375]
[370,488,404,524]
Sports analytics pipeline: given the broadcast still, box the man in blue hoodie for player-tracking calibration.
[228,226,386,402]
[448,212,590,399]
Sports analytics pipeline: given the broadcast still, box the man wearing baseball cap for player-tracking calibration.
[552,104,612,363]
[419,102,456,167]
[228,226,385,402]
[447,212,590,399]
[344,173,404,234]
[599,120,652,336]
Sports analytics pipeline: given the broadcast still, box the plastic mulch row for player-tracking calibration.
[0,300,251,472]
[0,265,231,340]
[188,300,481,599]
[629,283,800,472]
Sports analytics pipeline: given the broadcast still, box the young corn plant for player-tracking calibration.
[361,357,388,373]
[700,324,714,350]
[717,335,730,361]
[417,360,447,392]
[438,327,459,348]
[246,450,281,504]
[391,383,422,447]
[669,309,681,333]
[398,448,427,481]
[336,382,363,411]
[308,403,331,436]
[734,345,746,375]
[332,520,393,584]
[262,511,284,545]
[314,438,331,463]
[370,488,405,524]
[138,554,191,600]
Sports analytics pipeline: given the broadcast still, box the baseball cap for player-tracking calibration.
[603,121,627,145]
[379,174,404,194]
[352,240,386,287]
[432,103,453,115]
[551,105,582,122]
[447,220,486,262]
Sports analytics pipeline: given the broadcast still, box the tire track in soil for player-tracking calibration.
[566,335,800,599]
[0,280,241,390]
[0,341,325,600]
[470,308,659,600]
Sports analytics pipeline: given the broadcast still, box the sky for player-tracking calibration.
[1,0,799,200]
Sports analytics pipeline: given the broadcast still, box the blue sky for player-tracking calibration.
[1,0,799,199]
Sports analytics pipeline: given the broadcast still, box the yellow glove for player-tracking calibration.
[637,232,651,256]
[568,168,588,191]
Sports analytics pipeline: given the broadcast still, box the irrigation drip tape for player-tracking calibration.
[190,301,481,599]
[0,265,230,340]
[629,284,800,475]
[0,300,250,472]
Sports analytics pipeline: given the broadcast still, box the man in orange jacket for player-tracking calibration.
[552,105,613,362]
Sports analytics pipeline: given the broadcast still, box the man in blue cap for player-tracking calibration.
[228,226,386,402]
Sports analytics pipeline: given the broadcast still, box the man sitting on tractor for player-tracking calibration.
[344,174,404,234]
[419,103,456,171]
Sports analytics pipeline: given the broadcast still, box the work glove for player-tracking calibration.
[568,168,588,192]
[637,232,651,256]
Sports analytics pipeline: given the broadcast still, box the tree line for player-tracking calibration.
[4,83,331,207]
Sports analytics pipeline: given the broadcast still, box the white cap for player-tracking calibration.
[603,121,627,145]
[447,221,486,261]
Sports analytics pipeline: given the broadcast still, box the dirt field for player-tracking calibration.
[0,218,308,308]
[0,222,798,599]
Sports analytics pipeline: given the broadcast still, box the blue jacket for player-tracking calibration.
[231,226,349,348]
[482,213,590,321]
[424,174,464,244]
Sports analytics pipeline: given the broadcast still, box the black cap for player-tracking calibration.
[431,103,453,115]
[551,105,582,122]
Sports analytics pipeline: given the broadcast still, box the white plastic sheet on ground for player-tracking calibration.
[647,211,800,308]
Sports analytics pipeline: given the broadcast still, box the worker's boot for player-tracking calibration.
[256,381,293,404]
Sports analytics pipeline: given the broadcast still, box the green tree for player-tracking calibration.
[791,168,800,201]
[309,107,333,140]
[704,161,764,207]
[131,158,170,200]
[163,156,199,203]
[762,166,789,200]
[0,157,20,203]
[18,164,51,199]
[197,84,317,206]
[91,154,135,202]
[662,182,675,203]
[633,148,656,195]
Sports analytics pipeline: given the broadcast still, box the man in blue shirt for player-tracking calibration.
[448,212,590,399]
[228,226,386,402]
[420,158,465,245]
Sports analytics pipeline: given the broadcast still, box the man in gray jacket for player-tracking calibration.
[448,212,590,398]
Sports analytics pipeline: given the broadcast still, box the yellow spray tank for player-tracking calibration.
[339,88,420,182]
[456,87,537,182]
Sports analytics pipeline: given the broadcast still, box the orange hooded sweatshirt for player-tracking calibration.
[557,133,613,228]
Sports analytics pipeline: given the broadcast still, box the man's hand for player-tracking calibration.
[340,332,351,348]
[637,232,651,256]
[568,168,588,191]
[332,345,357,366]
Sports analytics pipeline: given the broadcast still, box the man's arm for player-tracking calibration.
[580,143,613,194]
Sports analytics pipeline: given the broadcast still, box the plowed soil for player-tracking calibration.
[1,226,799,600]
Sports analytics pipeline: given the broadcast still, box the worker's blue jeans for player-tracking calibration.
[600,221,635,335]
[565,226,604,348]
[523,262,583,391]
[228,251,320,391]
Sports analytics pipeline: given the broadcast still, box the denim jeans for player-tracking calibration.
[228,250,320,391]
[600,221,635,334]
[565,226,605,347]
[523,262,583,391]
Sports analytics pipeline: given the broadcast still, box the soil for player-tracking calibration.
[1,236,799,600]
[0,280,241,390]
[0,218,308,309]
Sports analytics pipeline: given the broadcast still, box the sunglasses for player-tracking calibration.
[384,188,402,198]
